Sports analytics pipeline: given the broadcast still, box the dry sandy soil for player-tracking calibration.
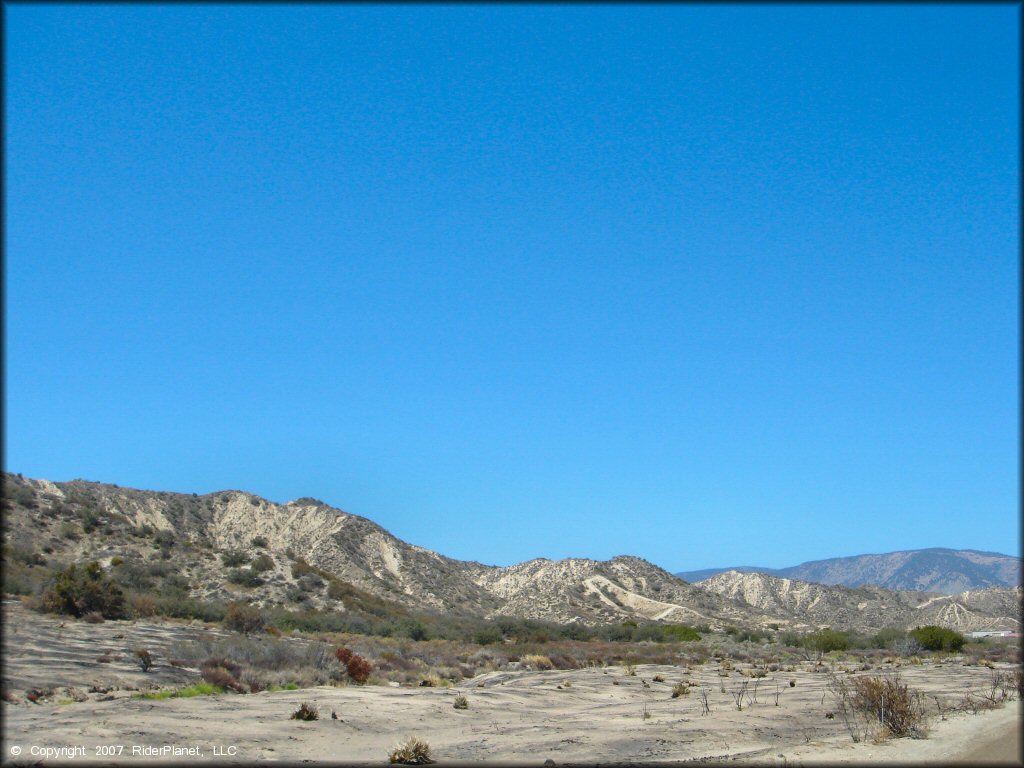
[3,602,1021,765]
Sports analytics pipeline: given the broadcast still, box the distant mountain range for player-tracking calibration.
[676,548,1021,594]
[3,473,1021,633]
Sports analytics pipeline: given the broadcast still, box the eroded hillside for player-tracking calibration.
[3,473,1019,633]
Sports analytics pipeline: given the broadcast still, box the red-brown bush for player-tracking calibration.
[346,654,373,684]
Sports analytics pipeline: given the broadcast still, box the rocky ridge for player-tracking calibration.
[698,570,1022,633]
[677,547,1021,594]
[3,473,1020,633]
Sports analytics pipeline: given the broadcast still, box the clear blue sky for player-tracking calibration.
[5,5,1019,571]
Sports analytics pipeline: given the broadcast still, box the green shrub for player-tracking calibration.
[221,550,250,567]
[227,568,262,587]
[80,510,101,533]
[400,620,428,641]
[660,624,701,642]
[909,625,965,652]
[251,554,274,572]
[803,629,848,654]
[251,536,269,548]
[778,631,802,647]
[473,626,503,645]
[873,627,907,649]
[39,562,126,619]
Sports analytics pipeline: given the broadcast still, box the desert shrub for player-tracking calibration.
[152,595,226,623]
[399,620,428,641]
[849,675,923,737]
[6,544,46,566]
[290,559,319,579]
[251,554,274,572]
[201,656,242,678]
[223,602,266,634]
[221,549,250,567]
[909,626,964,653]
[291,702,319,721]
[298,574,325,593]
[251,536,269,548]
[547,653,578,670]
[803,629,849,655]
[153,530,176,550]
[130,594,158,618]
[733,628,768,644]
[39,562,126,619]
[80,510,101,533]
[332,645,372,683]
[241,670,268,693]
[202,665,246,693]
[523,654,553,670]
[389,736,434,764]
[346,654,373,684]
[872,627,907,649]
[135,649,154,672]
[453,695,468,709]
[659,624,701,642]
[111,559,172,591]
[323,577,409,619]
[227,568,263,587]
[473,626,503,645]
[82,611,105,624]
[110,556,124,567]
[1,562,39,595]
[6,483,39,508]
[671,681,690,698]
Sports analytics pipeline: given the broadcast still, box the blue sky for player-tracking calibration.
[5,5,1019,571]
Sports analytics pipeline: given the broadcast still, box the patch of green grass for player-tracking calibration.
[268,682,300,692]
[137,682,223,699]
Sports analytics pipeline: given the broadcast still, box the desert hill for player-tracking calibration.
[698,570,1021,634]
[3,473,1019,633]
[677,547,1021,594]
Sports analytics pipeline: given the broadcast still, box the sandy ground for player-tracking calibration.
[3,602,1021,765]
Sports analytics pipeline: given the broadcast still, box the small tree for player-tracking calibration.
[802,628,848,658]
[909,625,964,652]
